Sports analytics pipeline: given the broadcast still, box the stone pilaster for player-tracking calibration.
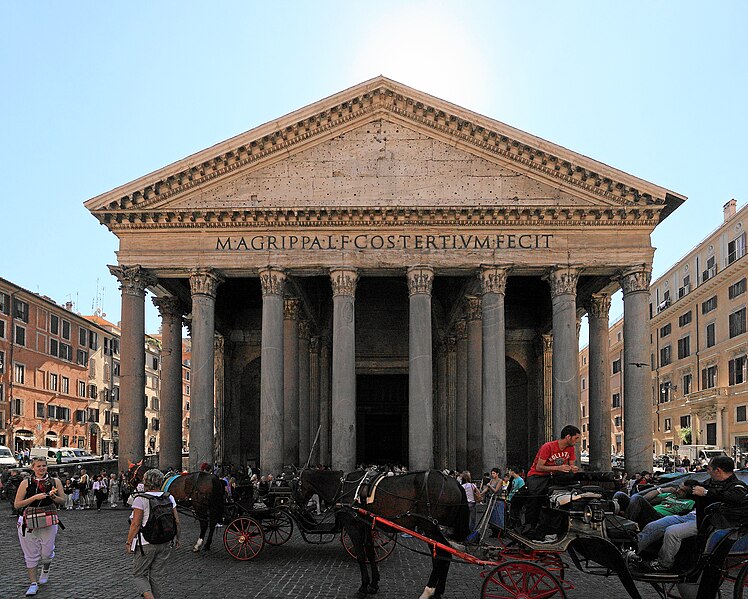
[318,337,331,466]
[330,267,358,471]
[547,267,580,437]
[621,265,652,474]
[446,335,457,469]
[259,267,286,474]
[213,334,225,465]
[283,297,300,466]
[152,295,184,471]
[188,268,224,471]
[586,293,611,471]
[298,319,311,466]
[437,339,448,469]
[465,295,483,475]
[542,334,553,443]
[480,266,509,473]
[454,319,468,469]
[407,266,434,470]
[109,265,156,474]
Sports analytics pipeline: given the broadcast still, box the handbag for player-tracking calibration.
[23,506,59,530]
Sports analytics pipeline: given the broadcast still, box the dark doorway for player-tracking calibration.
[506,358,530,469]
[357,374,408,466]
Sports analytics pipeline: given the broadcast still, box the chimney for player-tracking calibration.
[724,198,737,222]
[64,301,74,311]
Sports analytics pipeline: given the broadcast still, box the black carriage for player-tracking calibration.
[220,471,396,562]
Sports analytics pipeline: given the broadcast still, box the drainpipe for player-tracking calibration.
[6,291,18,450]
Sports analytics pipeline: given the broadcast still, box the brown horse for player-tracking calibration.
[127,462,224,552]
[297,469,470,598]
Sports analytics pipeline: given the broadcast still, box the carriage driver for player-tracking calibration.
[516,425,580,543]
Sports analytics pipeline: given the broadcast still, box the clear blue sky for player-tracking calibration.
[2,2,746,338]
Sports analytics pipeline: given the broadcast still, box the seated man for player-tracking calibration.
[517,424,580,543]
[616,484,695,528]
[642,455,748,572]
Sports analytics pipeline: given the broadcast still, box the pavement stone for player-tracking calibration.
[0,501,677,599]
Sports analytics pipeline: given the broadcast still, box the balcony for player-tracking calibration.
[685,386,727,405]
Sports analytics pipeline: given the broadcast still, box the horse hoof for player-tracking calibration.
[418,587,436,599]
[366,584,379,594]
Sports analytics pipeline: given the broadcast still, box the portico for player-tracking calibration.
[86,77,684,475]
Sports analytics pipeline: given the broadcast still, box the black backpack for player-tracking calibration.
[137,493,176,548]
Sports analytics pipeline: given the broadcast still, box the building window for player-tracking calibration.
[49,373,58,392]
[50,338,58,357]
[0,350,4,374]
[581,378,586,391]
[702,365,718,389]
[660,381,673,403]
[679,275,691,298]
[660,323,672,338]
[706,422,717,446]
[664,418,672,432]
[730,307,747,338]
[14,363,25,384]
[61,319,71,340]
[89,331,98,350]
[185,370,190,381]
[614,416,622,427]
[702,296,718,314]
[113,361,120,377]
[14,325,26,347]
[660,345,672,367]
[151,418,160,431]
[728,232,746,265]
[729,355,747,385]
[79,327,88,346]
[738,405,747,423]
[612,359,621,374]
[677,336,691,359]
[112,413,119,427]
[730,278,747,300]
[703,255,717,282]
[88,384,98,400]
[0,319,5,339]
[12,397,23,416]
[76,349,89,367]
[152,357,159,370]
[612,393,621,408]
[59,343,72,361]
[681,414,691,429]
[151,397,159,410]
[185,401,189,411]
[185,385,190,396]
[706,322,716,348]
[679,311,692,327]
[87,408,100,423]
[13,298,29,323]
[0,292,9,315]
[50,314,59,335]
[683,373,693,395]
[36,402,45,418]
[77,380,86,397]
[61,376,69,394]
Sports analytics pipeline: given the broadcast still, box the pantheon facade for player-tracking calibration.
[85,77,685,476]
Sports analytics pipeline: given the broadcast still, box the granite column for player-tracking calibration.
[587,293,612,471]
[283,297,300,466]
[465,295,483,475]
[455,319,468,469]
[298,319,311,465]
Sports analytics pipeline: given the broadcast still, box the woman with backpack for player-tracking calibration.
[126,468,181,599]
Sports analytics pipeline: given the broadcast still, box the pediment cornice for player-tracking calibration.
[85,76,685,227]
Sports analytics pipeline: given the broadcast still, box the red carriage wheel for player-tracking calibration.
[223,516,265,561]
[734,562,748,599]
[481,560,566,599]
[263,510,294,546]
[341,527,397,562]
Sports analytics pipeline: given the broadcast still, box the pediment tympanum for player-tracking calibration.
[85,76,685,232]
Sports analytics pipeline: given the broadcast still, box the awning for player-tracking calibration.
[45,432,58,440]
[15,431,33,440]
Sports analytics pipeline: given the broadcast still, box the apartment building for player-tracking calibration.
[649,199,748,461]
[579,317,624,456]
[0,277,109,452]
[579,199,748,462]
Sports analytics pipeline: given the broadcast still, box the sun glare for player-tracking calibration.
[349,4,492,111]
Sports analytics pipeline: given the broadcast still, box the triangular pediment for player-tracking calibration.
[85,76,685,228]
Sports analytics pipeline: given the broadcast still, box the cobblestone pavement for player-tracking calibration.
[1,501,680,599]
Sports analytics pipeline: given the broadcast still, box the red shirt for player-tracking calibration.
[527,440,576,477]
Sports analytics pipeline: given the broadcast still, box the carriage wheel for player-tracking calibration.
[263,510,294,546]
[481,560,566,599]
[340,527,397,562]
[223,517,264,561]
[733,562,748,599]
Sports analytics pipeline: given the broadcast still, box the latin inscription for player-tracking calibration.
[215,234,553,251]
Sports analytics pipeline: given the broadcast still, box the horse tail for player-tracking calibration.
[453,484,471,542]
[211,475,224,524]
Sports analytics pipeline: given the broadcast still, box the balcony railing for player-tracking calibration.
[685,386,727,403]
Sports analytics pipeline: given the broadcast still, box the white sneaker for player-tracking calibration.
[39,566,50,584]
[26,583,39,596]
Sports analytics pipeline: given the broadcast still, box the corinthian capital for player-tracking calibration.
[284,297,301,321]
[109,265,157,297]
[620,266,652,295]
[259,267,286,297]
[298,319,311,340]
[453,318,467,340]
[546,267,580,298]
[465,295,482,321]
[406,265,434,296]
[480,265,510,295]
[586,293,612,319]
[189,268,224,299]
[152,296,185,321]
[330,267,358,297]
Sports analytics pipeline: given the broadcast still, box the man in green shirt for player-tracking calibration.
[621,484,695,528]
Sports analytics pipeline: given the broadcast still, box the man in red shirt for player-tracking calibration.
[520,425,580,541]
